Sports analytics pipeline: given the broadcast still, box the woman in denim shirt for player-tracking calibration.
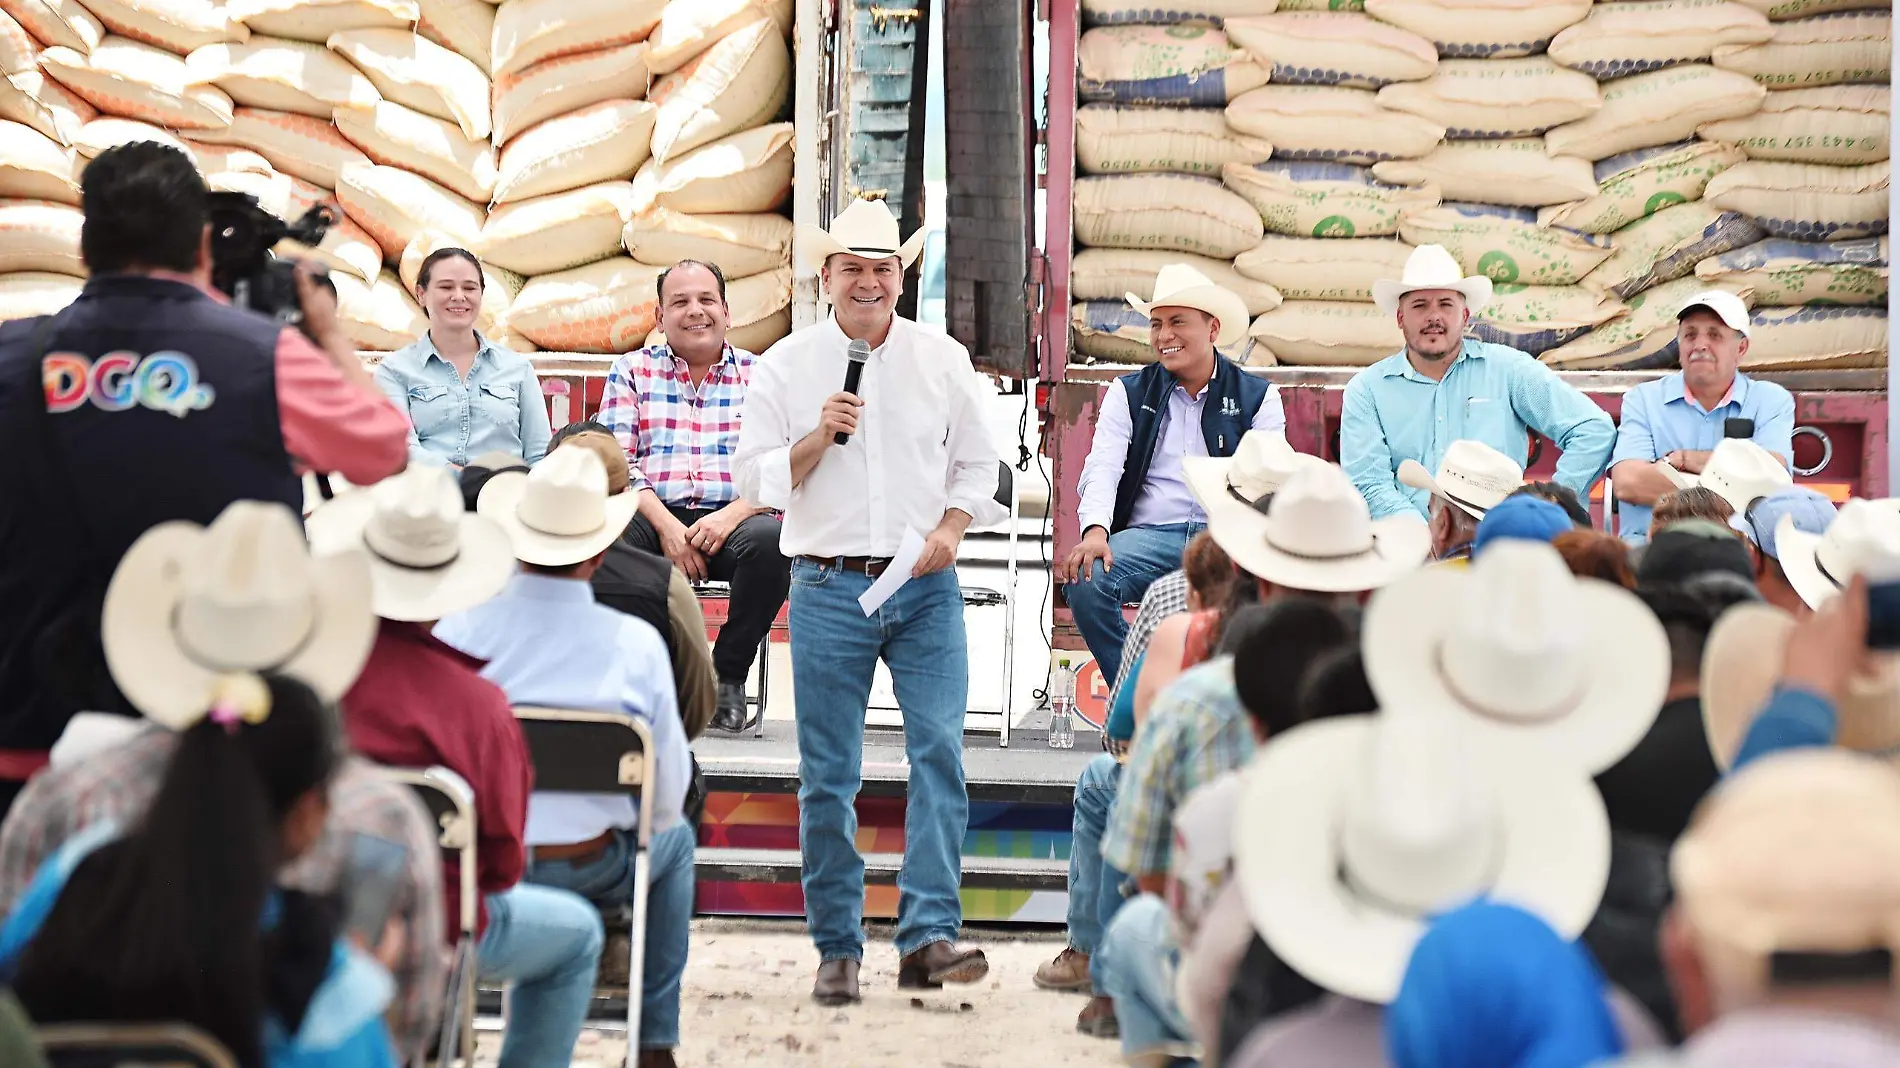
[375,248,551,467]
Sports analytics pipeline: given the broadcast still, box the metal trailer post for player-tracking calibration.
[793,0,830,330]
[1890,27,1898,486]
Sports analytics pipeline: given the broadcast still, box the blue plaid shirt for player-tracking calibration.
[595,342,757,509]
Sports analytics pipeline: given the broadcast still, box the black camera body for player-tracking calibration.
[206,191,337,326]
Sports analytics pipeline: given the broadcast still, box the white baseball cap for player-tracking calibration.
[1676,290,1751,338]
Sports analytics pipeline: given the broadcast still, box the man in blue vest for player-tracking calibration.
[0,142,409,817]
[1060,265,1283,688]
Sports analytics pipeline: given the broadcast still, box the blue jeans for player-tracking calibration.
[1069,754,1129,978]
[525,824,697,1050]
[1065,523,1202,688]
[1098,893,1199,1066]
[477,883,606,1068]
[788,559,968,961]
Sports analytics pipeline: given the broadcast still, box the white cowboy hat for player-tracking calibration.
[797,197,928,273]
[307,463,517,622]
[1124,263,1251,350]
[1363,539,1670,774]
[1773,496,1900,610]
[1236,713,1610,1004]
[1656,437,1791,516]
[1180,430,1326,510]
[477,444,640,567]
[1191,462,1430,593]
[1372,244,1493,316]
[102,500,377,731]
[1701,601,1900,771]
[1396,440,1526,520]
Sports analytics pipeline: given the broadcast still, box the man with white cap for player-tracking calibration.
[1061,264,1285,690]
[434,440,694,1068]
[1608,290,1795,543]
[1610,748,1900,1066]
[1341,244,1615,521]
[1396,438,1525,563]
[731,197,1005,1005]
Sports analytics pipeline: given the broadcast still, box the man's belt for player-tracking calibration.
[799,555,895,578]
[0,748,51,783]
[530,829,617,864]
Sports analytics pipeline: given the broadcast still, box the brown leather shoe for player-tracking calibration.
[812,958,862,1005]
[1076,994,1119,1039]
[637,1050,679,1068]
[897,940,990,988]
[1033,946,1092,992]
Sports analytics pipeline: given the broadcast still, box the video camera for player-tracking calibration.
[205,191,337,327]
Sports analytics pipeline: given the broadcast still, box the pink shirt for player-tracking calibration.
[275,328,410,484]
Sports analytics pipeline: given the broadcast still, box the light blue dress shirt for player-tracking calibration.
[432,573,689,845]
[373,332,552,468]
[1340,339,1617,520]
[1608,371,1796,539]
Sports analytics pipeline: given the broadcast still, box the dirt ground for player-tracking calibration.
[479,918,1114,1067]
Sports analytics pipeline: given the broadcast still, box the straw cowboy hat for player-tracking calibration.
[1372,244,1493,316]
[1773,497,1900,610]
[1701,600,1900,771]
[1657,437,1791,517]
[1190,461,1430,592]
[1396,440,1526,519]
[1236,712,1610,1004]
[477,443,641,567]
[797,197,928,273]
[1125,263,1251,349]
[102,500,377,730]
[1181,429,1327,510]
[307,463,517,622]
[1363,539,1671,774]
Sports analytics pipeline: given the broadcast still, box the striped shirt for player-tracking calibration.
[1105,570,1192,754]
[596,342,758,509]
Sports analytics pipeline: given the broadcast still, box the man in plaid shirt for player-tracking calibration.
[597,261,789,733]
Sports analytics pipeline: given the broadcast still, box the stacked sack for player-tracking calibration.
[0,0,797,357]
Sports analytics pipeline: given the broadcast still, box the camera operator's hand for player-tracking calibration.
[293,261,346,348]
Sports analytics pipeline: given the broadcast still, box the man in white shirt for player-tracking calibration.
[1059,265,1285,689]
[733,199,1006,1007]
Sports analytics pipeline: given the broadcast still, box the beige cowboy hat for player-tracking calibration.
[1701,600,1900,771]
[1236,712,1610,1004]
[1372,244,1493,316]
[1773,497,1900,610]
[307,463,517,622]
[1396,440,1526,520]
[102,500,377,731]
[1657,438,1792,516]
[1191,461,1430,593]
[1181,430,1327,511]
[1363,539,1671,774]
[1125,263,1251,349]
[797,197,928,273]
[477,442,640,567]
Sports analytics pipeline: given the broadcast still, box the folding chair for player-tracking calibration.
[511,706,656,1067]
[35,1022,238,1068]
[690,580,772,738]
[376,765,479,1068]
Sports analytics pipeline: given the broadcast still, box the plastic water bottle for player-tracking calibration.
[1049,658,1076,749]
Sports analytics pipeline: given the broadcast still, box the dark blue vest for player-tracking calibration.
[1109,357,1270,533]
[0,275,301,752]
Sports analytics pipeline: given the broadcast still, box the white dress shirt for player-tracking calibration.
[1076,375,1286,534]
[733,315,1007,558]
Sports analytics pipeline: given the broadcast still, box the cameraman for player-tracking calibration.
[0,142,408,817]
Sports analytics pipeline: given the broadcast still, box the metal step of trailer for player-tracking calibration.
[696,846,1069,892]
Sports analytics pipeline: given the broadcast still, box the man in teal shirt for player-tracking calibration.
[1342,245,1617,520]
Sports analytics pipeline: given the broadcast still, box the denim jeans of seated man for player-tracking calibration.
[1063,523,1203,689]
[1099,894,1199,1067]
[788,558,969,962]
[1070,752,1131,988]
[477,882,606,1068]
[527,823,697,1050]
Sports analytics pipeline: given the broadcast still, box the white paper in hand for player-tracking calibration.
[859,527,928,616]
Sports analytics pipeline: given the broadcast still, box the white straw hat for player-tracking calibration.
[477,444,640,567]
[1124,263,1251,349]
[1191,462,1430,593]
[1656,438,1792,516]
[1180,430,1325,509]
[1236,713,1610,1004]
[797,197,928,273]
[1774,497,1900,610]
[1363,539,1671,774]
[307,463,517,622]
[102,500,377,730]
[1396,440,1526,519]
[1372,244,1493,316]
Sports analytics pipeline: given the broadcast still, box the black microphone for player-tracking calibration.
[836,339,870,445]
[1724,417,1755,439]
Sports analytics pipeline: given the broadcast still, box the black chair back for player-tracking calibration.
[36,1022,237,1068]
